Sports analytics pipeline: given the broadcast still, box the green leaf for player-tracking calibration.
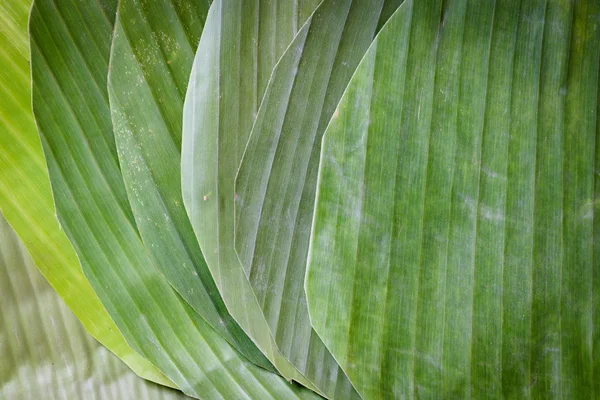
[0,212,188,399]
[230,0,398,396]
[306,0,600,398]
[180,0,329,393]
[107,0,271,371]
[0,0,171,387]
[30,0,320,397]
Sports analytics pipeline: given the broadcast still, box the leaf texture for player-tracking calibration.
[0,212,187,400]
[0,0,170,386]
[306,0,600,398]
[107,0,271,371]
[30,0,321,397]
[232,0,398,396]
[181,0,338,393]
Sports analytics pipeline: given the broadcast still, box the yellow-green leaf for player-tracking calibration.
[0,0,171,387]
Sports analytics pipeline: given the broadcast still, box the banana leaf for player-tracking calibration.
[0,0,171,386]
[107,0,270,371]
[229,0,398,396]
[0,212,187,399]
[306,0,600,398]
[30,0,320,397]
[180,0,357,395]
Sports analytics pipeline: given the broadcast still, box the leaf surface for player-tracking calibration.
[107,0,270,370]
[30,0,320,397]
[231,0,399,396]
[0,0,170,386]
[306,0,600,398]
[181,0,334,393]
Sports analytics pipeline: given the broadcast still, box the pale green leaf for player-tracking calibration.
[0,0,171,386]
[181,0,329,393]
[231,0,397,397]
[107,0,271,371]
[0,212,187,399]
[306,0,600,398]
[30,0,320,397]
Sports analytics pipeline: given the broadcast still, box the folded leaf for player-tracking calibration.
[232,0,398,396]
[0,212,187,399]
[306,0,600,398]
[0,0,171,386]
[30,0,320,397]
[107,0,271,371]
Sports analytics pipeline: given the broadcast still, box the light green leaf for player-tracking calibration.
[181,0,328,393]
[0,0,171,386]
[231,0,397,397]
[107,0,271,371]
[306,0,600,398]
[30,0,320,397]
[0,212,187,399]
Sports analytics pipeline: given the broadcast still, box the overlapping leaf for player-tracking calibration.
[7,0,595,398]
[180,0,331,393]
[230,0,398,396]
[30,0,320,397]
[0,0,170,386]
[107,0,270,371]
[306,0,600,398]
[0,212,187,399]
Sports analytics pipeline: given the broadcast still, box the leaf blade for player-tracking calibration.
[181,0,326,392]
[107,0,271,371]
[306,0,600,398]
[231,0,399,396]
